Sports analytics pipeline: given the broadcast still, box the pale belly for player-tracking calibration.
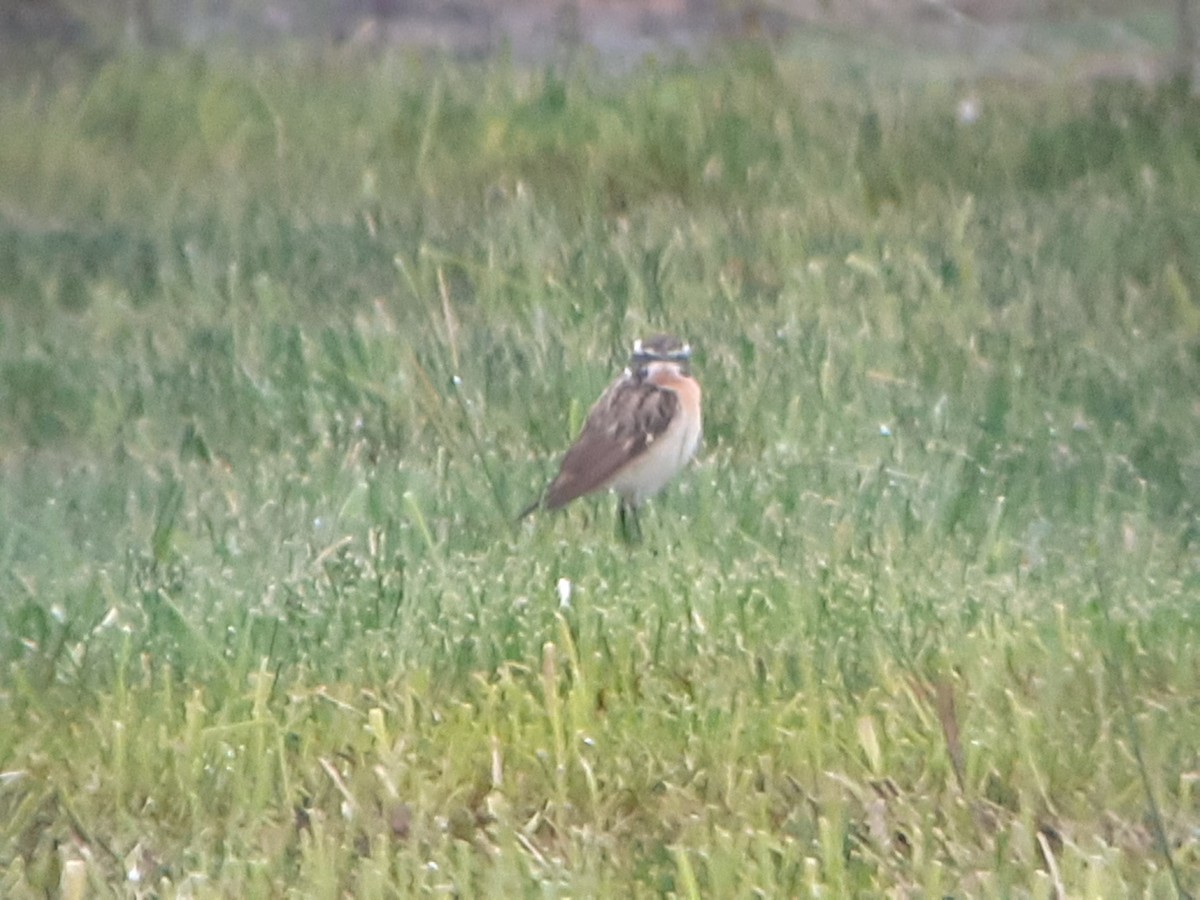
[608,411,702,505]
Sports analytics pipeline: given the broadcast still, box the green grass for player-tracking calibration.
[2,33,1199,897]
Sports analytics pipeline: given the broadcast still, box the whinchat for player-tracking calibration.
[523,334,702,533]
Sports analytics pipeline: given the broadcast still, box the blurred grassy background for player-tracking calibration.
[1,6,1199,895]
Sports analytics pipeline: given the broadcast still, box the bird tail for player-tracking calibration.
[517,494,544,521]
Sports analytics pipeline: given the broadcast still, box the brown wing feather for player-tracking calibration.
[543,375,679,510]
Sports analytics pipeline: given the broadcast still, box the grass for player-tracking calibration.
[1,25,1199,897]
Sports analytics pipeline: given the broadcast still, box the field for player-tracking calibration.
[2,22,1199,898]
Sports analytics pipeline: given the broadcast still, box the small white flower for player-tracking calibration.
[957,96,981,125]
[556,578,572,608]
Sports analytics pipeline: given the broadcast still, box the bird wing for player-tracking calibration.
[542,375,679,510]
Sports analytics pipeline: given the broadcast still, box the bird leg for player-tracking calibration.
[618,498,642,544]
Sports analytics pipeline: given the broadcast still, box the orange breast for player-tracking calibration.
[648,367,702,419]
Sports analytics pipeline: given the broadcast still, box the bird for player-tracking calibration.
[522,334,702,538]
